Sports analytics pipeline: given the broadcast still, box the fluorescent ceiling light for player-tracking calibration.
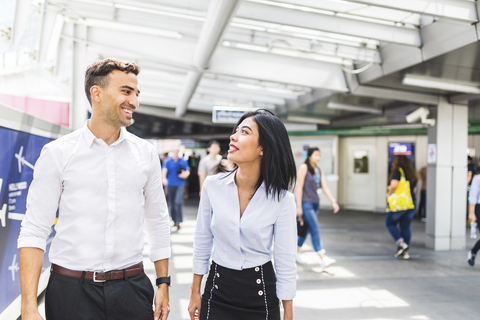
[402,74,480,94]
[327,102,382,114]
[237,83,306,96]
[78,18,183,39]
[223,40,353,66]
[287,115,330,125]
[247,0,335,16]
[361,124,427,130]
[114,3,205,22]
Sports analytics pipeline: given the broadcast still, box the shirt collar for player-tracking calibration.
[82,120,135,148]
[225,170,266,190]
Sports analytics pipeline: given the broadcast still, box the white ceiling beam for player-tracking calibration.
[236,2,422,46]
[353,85,440,105]
[210,46,349,92]
[73,26,348,93]
[176,0,241,117]
[11,0,31,46]
[346,0,478,23]
[278,89,333,114]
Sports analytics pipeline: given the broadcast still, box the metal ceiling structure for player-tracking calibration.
[1,0,480,138]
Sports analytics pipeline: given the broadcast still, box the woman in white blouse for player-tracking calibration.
[188,109,297,320]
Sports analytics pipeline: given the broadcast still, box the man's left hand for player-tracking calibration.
[154,284,170,320]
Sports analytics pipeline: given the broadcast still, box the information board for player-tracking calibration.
[0,126,55,315]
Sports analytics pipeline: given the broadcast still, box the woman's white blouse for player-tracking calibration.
[192,172,297,300]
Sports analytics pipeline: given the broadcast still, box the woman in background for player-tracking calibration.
[386,155,417,259]
[295,147,339,269]
[188,109,297,320]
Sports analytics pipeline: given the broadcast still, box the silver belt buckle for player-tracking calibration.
[93,271,106,282]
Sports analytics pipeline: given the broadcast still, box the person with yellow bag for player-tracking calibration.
[386,155,417,259]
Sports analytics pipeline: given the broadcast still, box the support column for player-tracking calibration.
[426,97,468,250]
[70,23,88,130]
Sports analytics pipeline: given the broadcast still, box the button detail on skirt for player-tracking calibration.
[216,273,220,278]
[256,279,261,284]
[215,285,218,289]
[255,267,260,272]
[258,290,263,296]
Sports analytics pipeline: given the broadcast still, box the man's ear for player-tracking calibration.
[90,86,102,103]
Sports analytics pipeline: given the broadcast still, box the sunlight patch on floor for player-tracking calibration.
[295,287,409,310]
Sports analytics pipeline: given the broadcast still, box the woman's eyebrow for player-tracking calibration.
[239,125,252,131]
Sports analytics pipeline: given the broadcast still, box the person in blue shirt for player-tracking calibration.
[162,146,190,231]
[467,174,480,266]
[188,109,297,320]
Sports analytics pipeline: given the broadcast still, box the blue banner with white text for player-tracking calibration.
[0,126,55,314]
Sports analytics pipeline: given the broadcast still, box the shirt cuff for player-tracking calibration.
[17,236,47,252]
[192,260,210,275]
[276,281,296,301]
[149,247,171,262]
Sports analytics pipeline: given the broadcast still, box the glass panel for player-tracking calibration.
[354,150,369,173]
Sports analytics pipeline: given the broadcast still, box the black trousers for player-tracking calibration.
[45,269,154,320]
[200,261,280,320]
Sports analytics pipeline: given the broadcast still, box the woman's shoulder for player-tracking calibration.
[204,172,233,186]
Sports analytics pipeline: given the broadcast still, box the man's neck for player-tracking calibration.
[87,118,121,146]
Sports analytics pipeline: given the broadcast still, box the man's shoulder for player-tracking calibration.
[124,131,155,150]
[44,128,82,151]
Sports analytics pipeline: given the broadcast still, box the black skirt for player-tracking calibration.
[200,261,280,320]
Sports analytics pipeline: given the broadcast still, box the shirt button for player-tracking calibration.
[258,290,263,296]
[255,267,259,272]
[215,285,218,289]
[256,279,261,284]
[216,273,220,278]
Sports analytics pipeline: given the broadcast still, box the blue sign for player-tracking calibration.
[388,142,416,180]
[212,107,258,123]
[0,126,55,315]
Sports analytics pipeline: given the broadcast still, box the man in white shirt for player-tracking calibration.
[18,58,171,320]
[198,140,222,194]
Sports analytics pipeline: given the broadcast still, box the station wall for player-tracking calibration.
[338,135,428,213]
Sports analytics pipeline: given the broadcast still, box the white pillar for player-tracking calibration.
[70,23,88,130]
[426,97,468,250]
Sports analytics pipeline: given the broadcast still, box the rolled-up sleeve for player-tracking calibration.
[144,148,171,261]
[273,192,297,300]
[18,145,61,251]
[192,178,214,275]
[469,175,480,204]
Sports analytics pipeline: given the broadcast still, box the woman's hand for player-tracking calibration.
[332,201,340,214]
[297,207,304,225]
[188,291,202,320]
[469,211,477,223]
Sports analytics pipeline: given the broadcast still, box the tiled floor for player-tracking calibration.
[37,197,480,320]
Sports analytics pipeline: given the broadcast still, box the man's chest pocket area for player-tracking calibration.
[116,160,150,194]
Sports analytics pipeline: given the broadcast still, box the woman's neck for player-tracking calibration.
[235,164,261,192]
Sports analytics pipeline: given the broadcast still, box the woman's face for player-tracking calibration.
[309,150,321,166]
[228,116,263,166]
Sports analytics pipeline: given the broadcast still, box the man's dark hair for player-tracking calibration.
[230,109,296,200]
[208,140,220,148]
[84,58,140,105]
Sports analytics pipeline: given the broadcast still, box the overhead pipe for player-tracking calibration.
[175,0,241,117]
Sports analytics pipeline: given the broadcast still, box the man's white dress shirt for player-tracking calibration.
[192,172,297,300]
[18,122,171,272]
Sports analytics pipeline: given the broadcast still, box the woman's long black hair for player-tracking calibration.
[231,109,296,200]
[305,147,320,175]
